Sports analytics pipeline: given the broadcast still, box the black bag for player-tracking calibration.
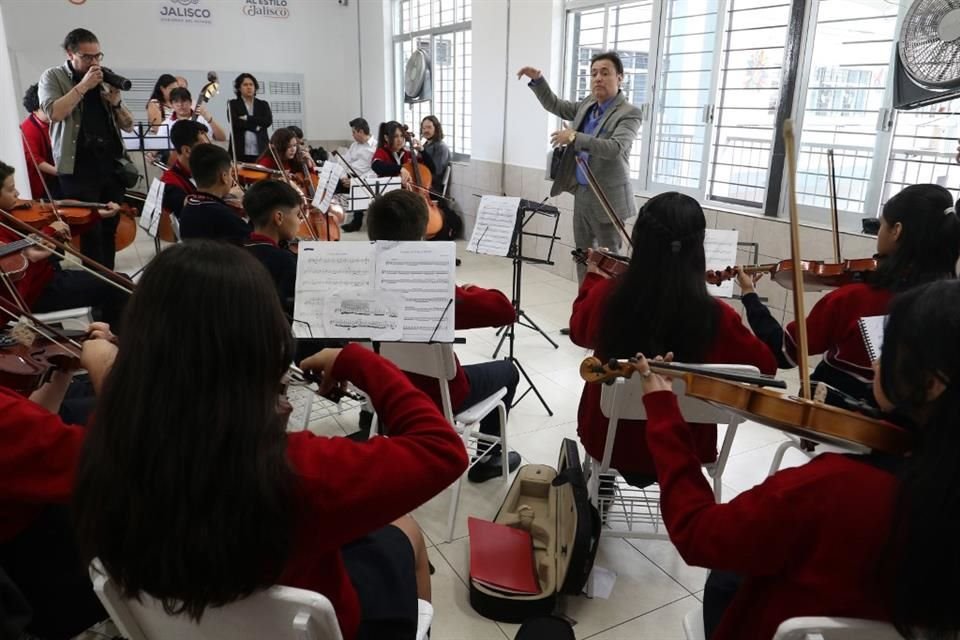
[469,438,601,623]
[514,615,575,640]
[549,146,565,181]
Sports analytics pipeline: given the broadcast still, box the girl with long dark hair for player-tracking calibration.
[371,120,413,183]
[145,73,177,129]
[634,278,960,640]
[739,183,960,404]
[569,192,777,485]
[72,241,467,640]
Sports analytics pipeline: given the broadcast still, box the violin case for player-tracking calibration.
[469,438,601,623]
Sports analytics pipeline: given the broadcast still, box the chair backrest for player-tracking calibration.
[600,364,761,424]
[440,165,452,197]
[772,617,906,639]
[89,561,343,640]
[374,342,458,421]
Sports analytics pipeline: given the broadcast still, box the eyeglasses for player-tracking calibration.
[76,52,104,63]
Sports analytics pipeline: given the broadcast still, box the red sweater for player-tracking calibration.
[645,391,896,640]
[0,224,58,307]
[371,147,411,177]
[20,114,55,199]
[0,386,85,542]
[570,274,777,474]
[281,344,467,639]
[406,285,516,411]
[784,283,892,382]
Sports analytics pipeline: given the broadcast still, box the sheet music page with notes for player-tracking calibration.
[312,162,346,211]
[139,178,164,236]
[467,196,521,257]
[375,241,456,342]
[293,241,455,342]
[704,228,739,298]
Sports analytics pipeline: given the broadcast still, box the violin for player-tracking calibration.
[708,258,879,292]
[0,324,84,394]
[579,357,912,455]
[0,237,35,281]
[571,247,736,286]
[401,128,444,239]
[10,199,102,229]
[235,162,284,185]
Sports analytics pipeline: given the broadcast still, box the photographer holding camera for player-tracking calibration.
[39,28,135,269]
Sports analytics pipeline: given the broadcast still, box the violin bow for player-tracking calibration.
[576,156,634,251]
[0,208,133,296]
[826,148,841,263]
[782,120,812,400]
[269,143,319,241]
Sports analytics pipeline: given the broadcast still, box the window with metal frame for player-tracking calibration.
[394,0,472,158]
[882,97,960,205]
[564,1,654,180]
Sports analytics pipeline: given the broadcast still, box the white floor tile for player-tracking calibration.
[586,595,699,640]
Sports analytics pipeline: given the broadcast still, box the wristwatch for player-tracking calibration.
[569,131,577,145]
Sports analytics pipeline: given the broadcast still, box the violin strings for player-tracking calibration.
[0,299,83,354]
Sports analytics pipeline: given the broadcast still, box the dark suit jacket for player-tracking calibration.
[228,97,273,159]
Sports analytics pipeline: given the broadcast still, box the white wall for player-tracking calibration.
[0,2,27,193]
[0,0,363,141]
[358,0,392,131]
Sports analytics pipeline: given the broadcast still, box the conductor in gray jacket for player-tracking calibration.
[519,51,641,282]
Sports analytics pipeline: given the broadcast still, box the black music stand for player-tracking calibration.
[122,122,173,254]
[484,198,562,415]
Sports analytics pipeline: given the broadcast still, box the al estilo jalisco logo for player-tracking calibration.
[242,0,290,18]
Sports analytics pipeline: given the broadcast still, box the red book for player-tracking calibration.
[468,517,541,595]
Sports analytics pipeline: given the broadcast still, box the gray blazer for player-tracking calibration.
[530,79,641,221]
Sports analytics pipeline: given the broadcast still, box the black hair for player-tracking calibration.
[233,73,259,99]
[871,184,960,292]
[349,117,370,136]
[169,87,192,104]
[169,120,209,154]
[421,115,444,141]
[147,74,177,107]
[590,50,624,76]
[377,121,406,150]
[243,180,302,229]
[0,160,14,184]
[189,143,232,189]
[597,192,716,362]
[62,28,98,53]
[287,126,304,139]
[22,84,40,113]
[366,190,428,241]
[877,280,960,638]
[73,241,295,621]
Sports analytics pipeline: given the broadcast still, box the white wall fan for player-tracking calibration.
[404,43,433,104]
[894,0,960,108]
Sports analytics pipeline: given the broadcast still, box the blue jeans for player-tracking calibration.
[459,359,519,437]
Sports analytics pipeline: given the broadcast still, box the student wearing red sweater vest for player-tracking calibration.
[0,161,126,327]
[159,119,207,218]
[738,183,960,405]
[0,322,115,639]
[633,279,960,640]
[72,242,467,640]
[366,189,521,482]
[570,192,776,484]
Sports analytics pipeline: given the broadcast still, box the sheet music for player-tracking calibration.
[467,196,521,257]
[704,228,739,298]
[139,179,165,237]
[312,162,346,211]
[375,241,456,343]
[122,123,173,151]
[293,241,455,342]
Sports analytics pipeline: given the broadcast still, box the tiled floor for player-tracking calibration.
[91,233,822,639]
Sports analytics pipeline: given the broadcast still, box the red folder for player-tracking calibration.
[468,517,541,595]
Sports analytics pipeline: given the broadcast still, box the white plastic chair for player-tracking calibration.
[773,617,906,639]
[587,364,759,540]
[89,560,344,640]
[682,605,905,640]
[440,165,452,197]
[372,342,509,542]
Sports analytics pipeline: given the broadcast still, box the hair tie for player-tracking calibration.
[671,240,681,254]
[946,206,956,216]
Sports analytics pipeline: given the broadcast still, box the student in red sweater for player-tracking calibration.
[72,241,468,640]
[159,119,208,218]
[371,120,414,184]
[0,321,115,639]
[634,278,960,640]
[738,183,960,405]
[570,192,776,486]
[0,160,126,327]
[366,189,521,482]
[20,83,60,199]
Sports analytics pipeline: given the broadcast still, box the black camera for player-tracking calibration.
[101,67,132,91]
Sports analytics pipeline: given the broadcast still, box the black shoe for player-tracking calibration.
[341,222,361,233]
[359,409,373,430]
[560,328,570,336]
[456,258,462,266]
[468,451,521,483]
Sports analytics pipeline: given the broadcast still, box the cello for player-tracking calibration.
[401,128,444,239]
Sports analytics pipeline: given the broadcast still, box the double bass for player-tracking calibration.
[401,128,444,239]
